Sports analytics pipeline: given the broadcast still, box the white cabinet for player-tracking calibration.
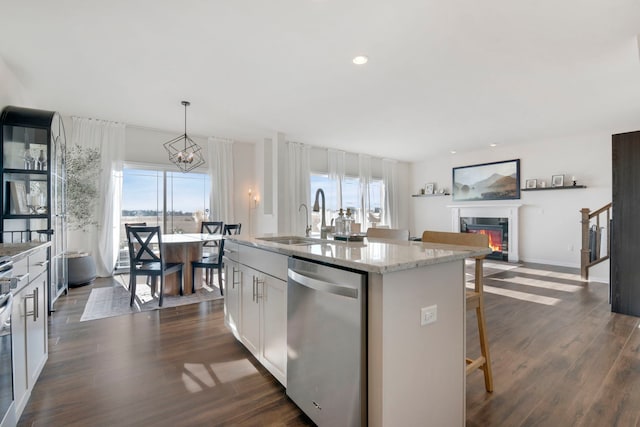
[26,275,47,386]
[222,257,241,340]
[258,273,287,383]
[239,265,260,356]
[223,243,287,386]
[11,245,49,420]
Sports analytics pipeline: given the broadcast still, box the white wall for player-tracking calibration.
[411,131,613,282]
[0,55,31,108]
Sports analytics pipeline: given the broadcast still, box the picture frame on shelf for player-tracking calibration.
[425,183,435,195]
[525,179,537,189]
[551,174,564,188]
[8,181,28,214]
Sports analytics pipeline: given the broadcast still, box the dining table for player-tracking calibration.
[160,233,223,295]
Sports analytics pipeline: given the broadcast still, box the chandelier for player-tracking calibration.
[163,101,205,172]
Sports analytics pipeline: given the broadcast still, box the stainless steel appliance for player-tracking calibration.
[0,256,15,427]
[287,257,367,427]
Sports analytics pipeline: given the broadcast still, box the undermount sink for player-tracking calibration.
[256,236,321,246]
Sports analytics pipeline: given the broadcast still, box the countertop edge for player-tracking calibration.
[0,241,51,261]
[227,235,491,274]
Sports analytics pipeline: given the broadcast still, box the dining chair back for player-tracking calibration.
[192,238,226,295]
[421,230,493,392]
[125,225,184,307]
[366,227,410,241]
[200,221,224,284]
[224,223,242,235]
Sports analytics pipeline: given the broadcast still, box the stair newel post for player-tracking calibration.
[580,208,590,280]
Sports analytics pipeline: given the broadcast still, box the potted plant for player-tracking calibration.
[65,143,101,286]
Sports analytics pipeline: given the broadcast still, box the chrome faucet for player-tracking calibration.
[298,203,312,237]
[313,188,328,239]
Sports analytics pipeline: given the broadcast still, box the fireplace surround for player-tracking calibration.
[449,203,521,262]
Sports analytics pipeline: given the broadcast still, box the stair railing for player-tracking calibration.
[580,203,612,280]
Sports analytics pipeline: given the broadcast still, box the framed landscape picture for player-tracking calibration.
[452,159,520,201]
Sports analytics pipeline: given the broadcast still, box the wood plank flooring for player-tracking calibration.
[17,264,640,426]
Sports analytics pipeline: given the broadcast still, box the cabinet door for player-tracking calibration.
[260,275,287,385]
[26,275,47,386]
[11,289,27,417]
[223,258,241,339]
[239,265,260,356]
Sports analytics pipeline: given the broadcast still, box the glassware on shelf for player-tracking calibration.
[24,149,35,170]
[37,149,46,171]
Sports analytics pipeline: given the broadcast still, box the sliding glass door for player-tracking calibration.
[118,165,210,269]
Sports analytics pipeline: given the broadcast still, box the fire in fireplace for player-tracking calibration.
[460,217,508,261]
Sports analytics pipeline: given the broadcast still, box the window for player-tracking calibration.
[117,166,210,269]
[310,173,385,232]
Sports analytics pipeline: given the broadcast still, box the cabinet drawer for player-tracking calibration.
[12,258,29,292]
[224,240,240,263]
[238,245,287,281]
[29,249,48,280]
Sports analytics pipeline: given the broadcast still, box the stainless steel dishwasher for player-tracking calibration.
[287,257,367,427]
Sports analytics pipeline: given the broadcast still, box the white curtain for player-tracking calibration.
[284,142,310,234]
[70,117,125,277]
[382,159,399,228]
[328,149,345,212]
[358,154,372,230]
[207,137,235,224]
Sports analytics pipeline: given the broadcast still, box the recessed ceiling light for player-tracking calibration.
[352,55,368,65]
[450,150,457,154]
[490,143,497,147]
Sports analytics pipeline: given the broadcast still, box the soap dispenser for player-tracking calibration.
[344,208,354,235]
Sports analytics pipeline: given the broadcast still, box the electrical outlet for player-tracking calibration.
[421,305,437,326]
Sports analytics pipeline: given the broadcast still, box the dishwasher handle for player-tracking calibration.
[288,269,359,299]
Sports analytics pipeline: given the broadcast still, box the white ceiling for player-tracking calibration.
[1,0,640,162]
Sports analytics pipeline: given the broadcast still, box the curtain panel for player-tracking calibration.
[382,159,399,228]
[328,149,345,212]
[284,142,310,235]
[70,117,125,276]
[358,154,372,230]
[207,137,235,224]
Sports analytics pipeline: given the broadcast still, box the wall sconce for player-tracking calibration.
[248,189,258,209]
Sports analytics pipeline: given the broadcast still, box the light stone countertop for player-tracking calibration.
[0,241,51,262]
[227,234,491,274]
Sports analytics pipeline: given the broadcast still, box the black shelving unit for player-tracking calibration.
[522,185,587,191]
[0,106,67,313]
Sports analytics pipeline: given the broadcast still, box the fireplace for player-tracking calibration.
[460,217,508,261]
[450,203,521,262]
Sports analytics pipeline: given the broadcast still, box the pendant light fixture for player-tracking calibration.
[163,100,205,172]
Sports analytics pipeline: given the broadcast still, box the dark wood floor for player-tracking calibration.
[17,264,640,426]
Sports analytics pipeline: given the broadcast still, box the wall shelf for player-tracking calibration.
[521,185,587,191]
[412,193,450,197]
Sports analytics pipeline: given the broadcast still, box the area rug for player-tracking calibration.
[80,279,223,322]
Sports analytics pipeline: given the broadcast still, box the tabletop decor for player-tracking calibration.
[452,159,520,201]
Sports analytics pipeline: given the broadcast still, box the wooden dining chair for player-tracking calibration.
[366,227,410,241]
[421,230,494,392]
[224,223,242,235]
[192,238,225,295]
[125,225,184,307]
[199,221,224,287]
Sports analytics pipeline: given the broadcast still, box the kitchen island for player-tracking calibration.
[224,235,490,427]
